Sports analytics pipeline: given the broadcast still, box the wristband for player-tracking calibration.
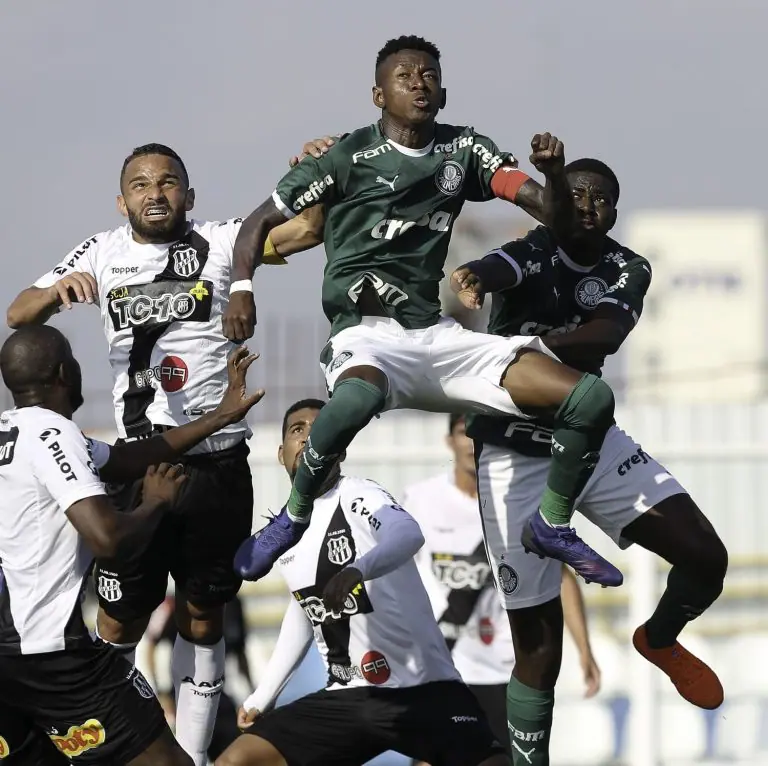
[230,280,253,295]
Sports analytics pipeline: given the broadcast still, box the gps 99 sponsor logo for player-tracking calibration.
[134,355,189,392]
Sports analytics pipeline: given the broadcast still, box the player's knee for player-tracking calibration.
[507,602,563,688]
[332,377,386,425]
[689,531,728,584]
[175,598,224,643]
[559,374,615,432]
[96,609,147,645]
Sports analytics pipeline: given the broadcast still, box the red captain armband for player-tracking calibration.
[490,167,531,203]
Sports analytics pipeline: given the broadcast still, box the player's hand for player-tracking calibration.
[48,272,98,310]
[223,291,256,342]
[142,463,187,510]
[581,652,601,698]
[237,706,261,730]
[449,266,485,310]
[289,135,340,168]
[529,133,565,178]
[215,346,266,423]
[322,567,364,614]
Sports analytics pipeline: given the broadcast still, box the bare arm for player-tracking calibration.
[561,566,601,697]
[232,198,289,283]
[7,272,98,328]
[65,464,183,559]
[543,305,635,368]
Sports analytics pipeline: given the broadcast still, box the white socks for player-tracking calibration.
[171,635,225,766]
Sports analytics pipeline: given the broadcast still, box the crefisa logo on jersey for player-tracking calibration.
[172,247,200,278]
[435,159,465,196]
[575,276,608,309]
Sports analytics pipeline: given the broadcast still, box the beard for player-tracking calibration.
[127,206,187,243]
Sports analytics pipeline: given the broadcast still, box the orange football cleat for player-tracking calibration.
[633,624,724,710]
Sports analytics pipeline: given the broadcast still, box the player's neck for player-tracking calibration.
[453,467,477,499]
[380,115,435,150]
[130,221,188,246]
[560,239,603,269]
[13,393,71,419]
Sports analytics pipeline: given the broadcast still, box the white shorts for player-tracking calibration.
[321,316,556,417]
[476,425,688,609]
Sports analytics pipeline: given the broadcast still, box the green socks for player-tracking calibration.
[645,565,724,648]
[507,675,555,766]
[286,378,385,521]
[539,374,615,526]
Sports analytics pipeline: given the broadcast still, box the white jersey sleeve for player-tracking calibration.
[33,233,103,290]
[340,479,424,581]
[215,217,244,259]
[30,418,106,512]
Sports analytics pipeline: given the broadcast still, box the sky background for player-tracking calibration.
[1,0,765,426]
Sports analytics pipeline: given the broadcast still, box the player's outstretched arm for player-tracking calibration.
[561,566,601,698]
[66,463,185,559]
[239,598,314,726]
[98,347,264,483]
[223,197,289,342]
[7,272,98,328]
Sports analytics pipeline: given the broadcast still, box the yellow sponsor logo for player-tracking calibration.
[49,719,105,757]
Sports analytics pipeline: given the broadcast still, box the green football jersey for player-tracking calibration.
[272,122,517,336]
[466,225,652,456]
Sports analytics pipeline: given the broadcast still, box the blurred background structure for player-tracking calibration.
[3,2,767,764]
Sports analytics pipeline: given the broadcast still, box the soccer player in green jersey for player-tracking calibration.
[229,36,620,586]
[453,159,726,763]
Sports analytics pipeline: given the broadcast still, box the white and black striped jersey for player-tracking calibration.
[34,220,247,453]
[404,473,514,686]
[0,407,110,655]
[275,475,460,691]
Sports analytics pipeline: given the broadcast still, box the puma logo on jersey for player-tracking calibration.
[528,242,542,252]
[370,210,453,240]
[375,174,398,191]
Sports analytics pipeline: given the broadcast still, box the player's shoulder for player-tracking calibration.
[333,124,386,156]
[1,407,81,450]
[190,217,243,244]
[339,475,399,508]
[601,238,652,274]
[499,225,556,257]
[65,226,126,262]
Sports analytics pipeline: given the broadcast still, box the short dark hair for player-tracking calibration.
[448,413,466,435]
[0,326,70,394]
[565,158,620,203]
[120,143,189,188]
[282,398,326,438]
[375,35,441,76]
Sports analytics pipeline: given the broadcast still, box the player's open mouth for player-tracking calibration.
[413,96,430,108]
[144,206,170,219]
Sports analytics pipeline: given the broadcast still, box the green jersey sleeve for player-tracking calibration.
[482,226,553,290]
[272,149,340,219]
[464,132,518,202]
[598,257,652,324]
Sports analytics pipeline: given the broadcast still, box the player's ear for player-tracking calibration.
[116,194,128,219]
[185,187,195,212]
[439,88,447,110]
[278,445,285,468]
[372,85,385,110]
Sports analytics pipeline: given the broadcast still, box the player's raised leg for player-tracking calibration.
[499,351,621,586]
[621,494,727,708]
[234,365,387,581]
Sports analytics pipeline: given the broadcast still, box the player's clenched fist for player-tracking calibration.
[449,266,485,310]
[529,132,565,178]
[223,291,257,342]
[49,272,98,310]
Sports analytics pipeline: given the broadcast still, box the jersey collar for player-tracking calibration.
[557,246,597,273]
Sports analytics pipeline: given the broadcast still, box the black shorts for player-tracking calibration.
[96,440,253,621]
[247,680,505,766]
[0,703,68,765]
[468,684,510,757]
[0,640,167,765]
